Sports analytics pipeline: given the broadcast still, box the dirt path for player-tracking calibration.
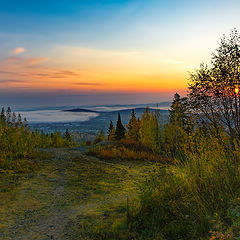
[0,148,153,240]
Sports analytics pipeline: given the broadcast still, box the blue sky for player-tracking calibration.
[0,0,240,108]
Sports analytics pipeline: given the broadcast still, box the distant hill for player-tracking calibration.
[110,107,168,114]
[64,107,169,114]
[64,108,99,113]
[29,107,169,135]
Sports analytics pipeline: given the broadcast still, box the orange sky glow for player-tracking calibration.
[1,0,239,107]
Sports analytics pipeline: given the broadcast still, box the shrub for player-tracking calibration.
[88,140,173,163]
[127,136,240,239]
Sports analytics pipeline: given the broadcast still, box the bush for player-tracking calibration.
[87,139,173,163]
[127,136,240,239]
[0,110,78,171]
[93,130,106,144]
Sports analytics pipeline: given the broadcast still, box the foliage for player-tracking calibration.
[125,31,240,239]
[93,130,106,144]
[139,108,159,151]
[128,133,240,239]
[188,29,240,140]
[126,109,140,141]
[115,113,126,140]
[0,107,77,171]
[88,139,173,163]
[107,120,115,141]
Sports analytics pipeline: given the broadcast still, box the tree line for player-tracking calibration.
[0,107,77,170]
[123,30,240,239]
[104,30,240,161]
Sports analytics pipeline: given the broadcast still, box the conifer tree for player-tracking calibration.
[126,109,140,141]
[17,113,22,126]
[115,113,125,140]
[107,120,115,140]
[169,93,192,132]
[6,107,11,126]
[12,112,16,126]
[163,94,192,157]
[23,117,28,129]
[169,93,187,126]
[64,129,71,140]
[0,107,6,125]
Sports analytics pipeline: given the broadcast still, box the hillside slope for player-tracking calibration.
[0,148,154,240]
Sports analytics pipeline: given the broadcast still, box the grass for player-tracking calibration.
[2,139,236,239]
[0,148,156,240]
[87,139,174,163]
[126,143,240,240]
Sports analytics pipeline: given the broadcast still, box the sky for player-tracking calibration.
[0,0,240,108]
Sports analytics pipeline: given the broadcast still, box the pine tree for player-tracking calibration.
[163,93,192,157]
[0,107,6,125]
[23,117,28,129]
[169,93,187,126]
[17,113,22,127]
[12,112,16,126]
[126,109,140,141]
[115,113,125,140]
[169,93,192,132]
[6,107,11,126]
[64,129,71,140]
[107,120,115,140]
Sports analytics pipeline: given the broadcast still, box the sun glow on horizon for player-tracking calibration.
[0,0,239,107]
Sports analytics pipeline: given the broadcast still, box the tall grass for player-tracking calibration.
[128,136,240,239]
[88,139,173,163]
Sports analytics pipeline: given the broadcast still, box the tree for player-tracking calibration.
[139,108,158,150]
[93,130,106,144]
[188,30,240,139]
[17,114,22,127]
[23,117,28,129]
[169,93,187,125]
[115,113,125,140]
[0,107,6,125]
[169,93,192,133]
[12,112,16,126]
[64,129,71,141]
[6,107,11,126]
[161,94,192,158]
[126,109,140,141]
[107,120,115,140]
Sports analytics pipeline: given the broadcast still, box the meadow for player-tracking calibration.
[0,148,156,240]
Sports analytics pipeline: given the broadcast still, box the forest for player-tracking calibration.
[0,107,77,172]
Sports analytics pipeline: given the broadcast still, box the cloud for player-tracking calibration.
[12,47,26,55]
[31,69,80,79]
[73,82,104,86]
[26,57,48,65]
[58,70,80,76]
[0,79,26,83]
[5,56,21,63]
[0,70,15,75]
[4,56,47,66]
